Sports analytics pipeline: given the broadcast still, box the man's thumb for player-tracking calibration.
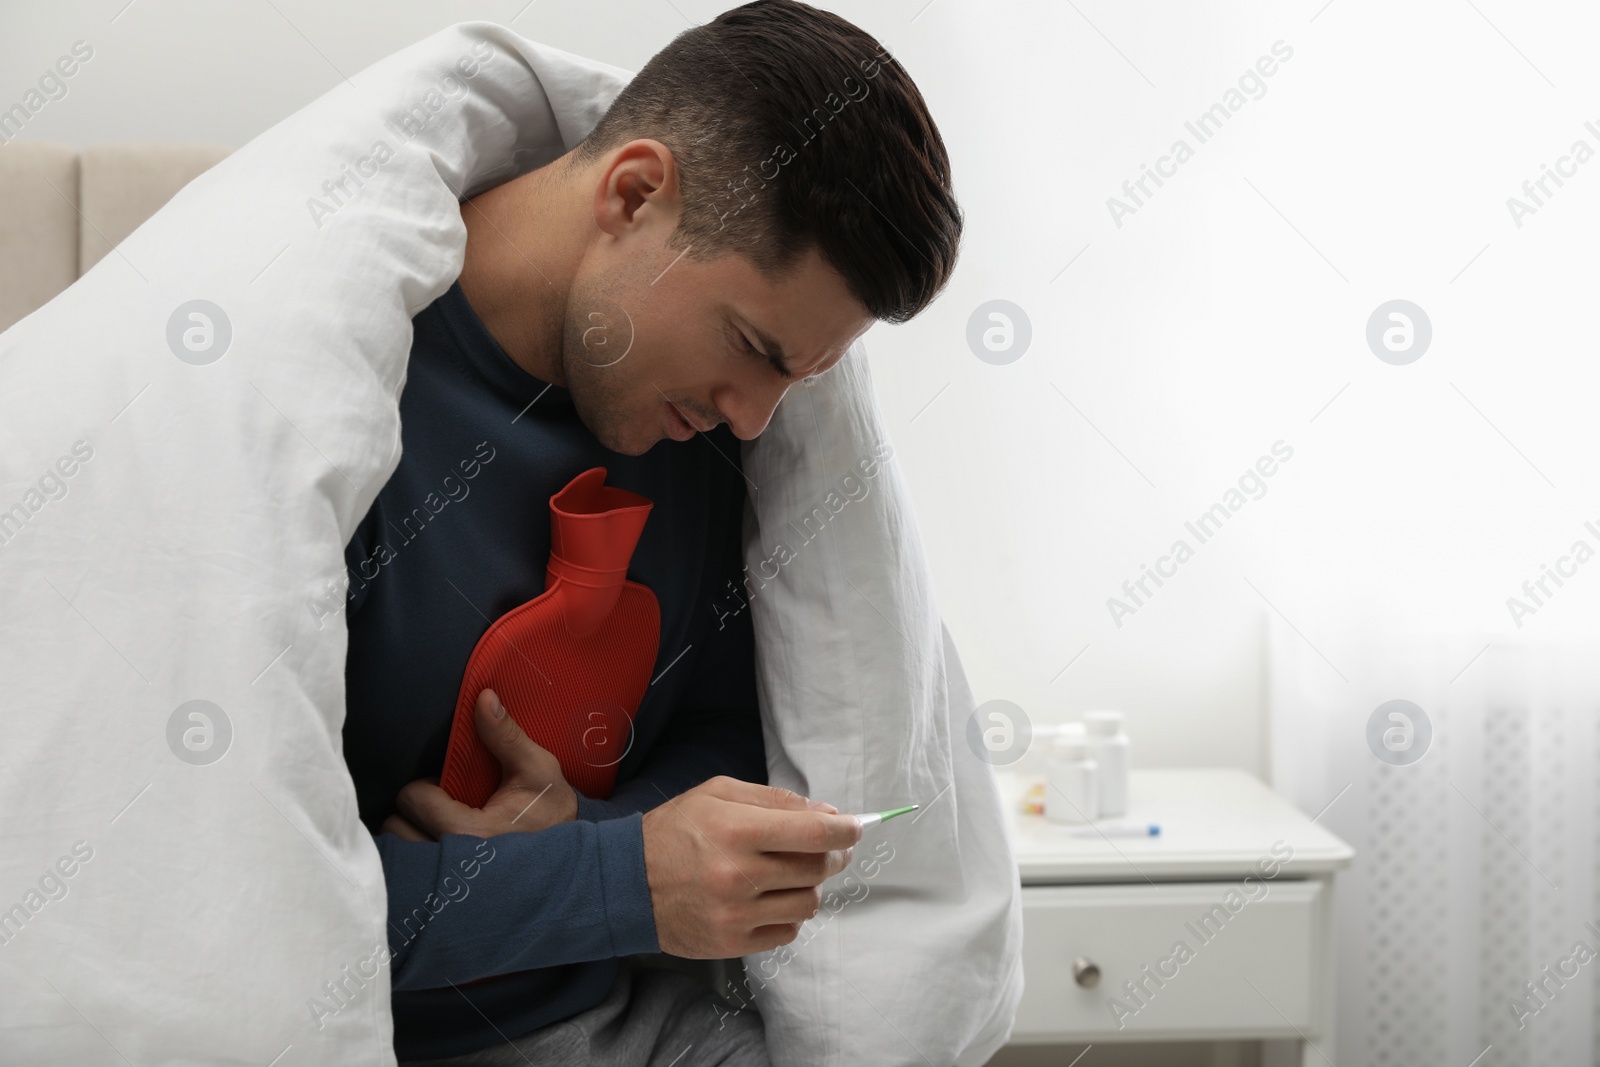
[474,688,533,763]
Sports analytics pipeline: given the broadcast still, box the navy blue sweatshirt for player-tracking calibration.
[340,279,766,1061]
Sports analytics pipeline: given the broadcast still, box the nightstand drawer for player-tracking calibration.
[1011,880,1326,1043]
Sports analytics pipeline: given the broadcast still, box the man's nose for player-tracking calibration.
[719,382,792,442]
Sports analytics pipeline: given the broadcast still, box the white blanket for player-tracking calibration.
[0,21,1020,1066]
[738,351,1024,1066]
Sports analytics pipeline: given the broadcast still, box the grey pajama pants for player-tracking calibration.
[401,958,771,1067]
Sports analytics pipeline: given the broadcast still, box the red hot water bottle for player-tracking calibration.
[439,467,660,806]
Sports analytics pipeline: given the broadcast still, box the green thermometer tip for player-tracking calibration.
[853,804,920,828]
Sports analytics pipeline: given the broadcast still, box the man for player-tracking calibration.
[340,1,962,1062]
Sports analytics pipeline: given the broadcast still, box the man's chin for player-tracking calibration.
[571,401,650,456]
[594,424,654,457]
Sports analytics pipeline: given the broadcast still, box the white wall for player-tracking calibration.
[8,0,1598,779]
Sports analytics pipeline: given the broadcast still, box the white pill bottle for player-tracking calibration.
[1044,727,1099,825]
[1083,709,1131,818]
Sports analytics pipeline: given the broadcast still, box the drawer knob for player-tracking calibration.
[1072,957,1101,989]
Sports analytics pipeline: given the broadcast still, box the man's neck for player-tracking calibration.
[455,159,587,387]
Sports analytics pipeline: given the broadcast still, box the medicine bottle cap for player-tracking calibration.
[1082,709,1125,737]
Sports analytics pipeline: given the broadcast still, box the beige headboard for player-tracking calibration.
[0,140,234,334]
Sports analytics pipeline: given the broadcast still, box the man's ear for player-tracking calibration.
[592,138,680,239]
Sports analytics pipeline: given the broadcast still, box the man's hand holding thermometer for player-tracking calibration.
[641,782,924,959]
[641,777,863,959]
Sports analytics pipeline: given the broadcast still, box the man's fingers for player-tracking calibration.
[474,688,559,784]
[747,923,804,953]
[396,779,488,838]
[697,780,862,853]
[702,776,819,813]
[747,807,863,854]
[750,886,826,928]
[751,847,854,891]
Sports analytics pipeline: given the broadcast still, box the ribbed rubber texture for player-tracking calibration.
[439,579,660,806]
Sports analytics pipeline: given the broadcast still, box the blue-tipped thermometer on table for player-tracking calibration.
[1066,822,1160,838]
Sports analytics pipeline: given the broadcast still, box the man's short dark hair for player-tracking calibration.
[567,0,962,324]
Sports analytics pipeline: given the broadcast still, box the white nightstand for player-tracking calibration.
[1001,768,1354,1067]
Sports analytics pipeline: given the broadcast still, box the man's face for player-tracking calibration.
[559,149,875,456]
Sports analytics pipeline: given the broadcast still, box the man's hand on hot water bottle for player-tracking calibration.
[382,688,579,840]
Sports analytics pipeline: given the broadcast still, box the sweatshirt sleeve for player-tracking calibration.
[378,814,659,991]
